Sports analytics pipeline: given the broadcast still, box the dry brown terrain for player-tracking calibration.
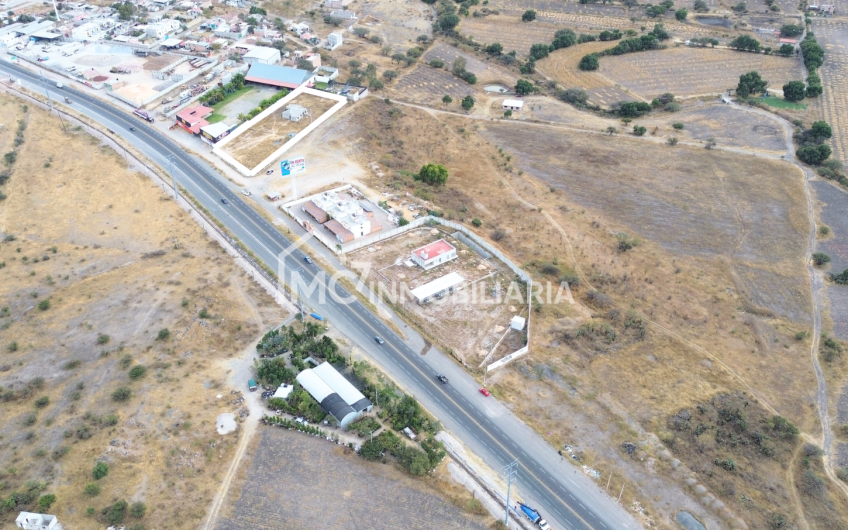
[327,96,848,529]
[0,94,287,529]
[222,93,338,170]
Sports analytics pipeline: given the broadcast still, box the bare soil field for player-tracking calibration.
[636,103,789,152]
[358,0,434,47]
[536,40,617,93]
[348,227,516,363]
[221,93,338,170]
[391,65,479,105]
[329,98,834,527]
[0,94,287,529]
[215,427,490,530]
[812,179,848,340]
[423,43,519,86]
[599,47,798,99]
[813,18,848,165]
[513,95,618,129]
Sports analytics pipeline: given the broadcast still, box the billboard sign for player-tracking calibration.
[280,156,306,177]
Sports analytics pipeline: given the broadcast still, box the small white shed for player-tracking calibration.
[503,99,524,111]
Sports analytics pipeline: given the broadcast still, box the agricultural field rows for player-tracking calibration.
[537,40,617,92]
[599,46,798,98]
[392,65,480,104]
[813,18,848,164]
[460,16,560,56]
[423,43,519,85]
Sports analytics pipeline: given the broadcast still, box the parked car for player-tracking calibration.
[248,379,257,391]
[437,374,448,384]
[241,189,251,196]
[374,336,385,345]
[479,387,490,397]
[403,427,417,440]
[266,169,274,175]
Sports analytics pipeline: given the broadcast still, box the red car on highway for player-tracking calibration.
[479,387,490,397]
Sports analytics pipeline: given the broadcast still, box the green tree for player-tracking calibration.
[461,95,475,110]
[675,7,688,20]
[485,42,503,55]
[439,13,460,31]
[633,125,647,136]
[116,1,135,20]
[112,387,132,402]
[38,494,56,510]
[736,71,768,98]
[105,500,128,525]
[442,95,452,104]
[693,0,708,10]
[529,43,551,60]
[778,43,795,56]
[578,53,599,71]
[806,84,823,97]
[37,299,50,311]
[812,252,831,266]
[811,121,832,140]
[780,24,803,37]
[417,164,449,186]
[360,439,383,460]
[646,5,666,17]
[128,365,147,380]
[552,29,577,49]
[157,328,170,340]
[92,461,109,480]
[515,79,534,95]
[522,9,536,21]
[782,81,806,102]
[797,144,832,165]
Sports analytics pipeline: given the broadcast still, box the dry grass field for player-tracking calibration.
[357,0,434,47]
[216,427,490,530]
[537,40,617,90]
[599,46,799,99]
[636,103,789,152]
[0,94,287,529]
[221,93,338,170]
[813,18,848,165]
[423,43,519,86]
[327,97,846,528]
[460,16,560,57]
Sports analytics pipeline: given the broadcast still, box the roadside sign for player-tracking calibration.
[280,156,306,177]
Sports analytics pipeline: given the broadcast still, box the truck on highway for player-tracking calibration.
[518,503,551,530]
[133,109,154,122]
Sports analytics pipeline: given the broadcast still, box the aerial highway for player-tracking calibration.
[0,58,641,530]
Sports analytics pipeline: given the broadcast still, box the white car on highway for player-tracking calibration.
[241,189,251,196]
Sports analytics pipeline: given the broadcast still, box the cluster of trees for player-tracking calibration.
[360,430,444,476]
[645,0,675,17]
[650,92,679,112]
[728,34,762,52]
[236,89,290,123]
[801,34,825,97]
[557,88,590,108]
[0,481,55,516]
[688,37,719,48]
[199,73,247,106]
[815,159,847,187]
[347,59,384,89]
[780,24,804,37]
[0,112,25,202]
[268,384,327,423]
[515,79,535,95]
[254,323,345,385]
[450,56,476,84]
[795,120,833,165]
[579,26,668,71]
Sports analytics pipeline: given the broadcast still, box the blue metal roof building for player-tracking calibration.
[244,63,314,89]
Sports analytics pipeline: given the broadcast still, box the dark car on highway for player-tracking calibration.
[437,374,448,384]
[375,336,385,345]
[221,198,229,205]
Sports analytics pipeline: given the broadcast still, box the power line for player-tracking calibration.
[502,459,518,526]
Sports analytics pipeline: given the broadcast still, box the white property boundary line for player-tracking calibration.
[212,85,347,177]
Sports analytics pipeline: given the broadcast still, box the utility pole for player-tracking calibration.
[165,154,178,200]
[39,70,67,133]
[503,460,518,526]
[618,483,625,502]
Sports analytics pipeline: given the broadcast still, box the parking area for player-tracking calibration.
[215,426,488,530]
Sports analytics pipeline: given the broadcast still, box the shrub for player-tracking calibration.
[521,9,536,21]
[472,218,482,227]
[130,501,147,518]
[112,387,132,402]
[633,125,646,136]
[37,299,50,311]
[34,396,49,408]
[8,341,18,352]
[812,252,831,266]
[64,359,82,369]
[128,365,147,380]
[198,308,209,318]
[429,58,444,68]
[461,95,474,110]
[578,53,599,71]
[92,461,109,480]
[83,483,101,497]
[157,328,170,340]
[97,334,110,345]
[672,122,684,130]
[104,500,128,525]
[416,164,448,186]
[360,439,383,460]
[797,144,832,165]
[38,494,56,509]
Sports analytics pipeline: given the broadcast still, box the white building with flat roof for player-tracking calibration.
[410,272,465,303]
[16,512,59,530]
[243,45,281,65]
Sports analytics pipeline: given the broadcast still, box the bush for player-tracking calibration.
[782,80,806,102]
[112,387,132,402]
[83,483,101,497]
[38,494,56,510]
[157,328,170,340]
[92,461,109,480]
[578,53,599,71]
[558,88,588,107]
[812,252,831,266]
[360,439,383,460]
[97,334,110,345]
[461,95,475,110]
[37,299,50,311]
[633,125,646,136]
[672,122,684,130]
[472,218,482,227]
[429,58,444,68]
[34,396,49,408]
[130,501,147,519]
[416,164,448,186]
[521,9,536,21]
[797,144,832,165]
[128,365,147,380]
[104,500,128,525]
[198,308,209,318]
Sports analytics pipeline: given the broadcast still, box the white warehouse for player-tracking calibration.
[296,363,371,427]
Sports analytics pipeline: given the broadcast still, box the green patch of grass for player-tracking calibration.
[314,82,329,90]
[761,96,807,110]
[205,112,227,124]
[211,86,254,111]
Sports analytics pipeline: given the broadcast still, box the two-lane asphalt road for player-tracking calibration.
[0,58,641,530]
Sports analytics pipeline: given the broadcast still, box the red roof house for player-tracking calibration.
[175,104,213,134]
[411,239,457,270]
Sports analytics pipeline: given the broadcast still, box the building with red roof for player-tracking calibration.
[411,239,457,270]
[175,105,213,134]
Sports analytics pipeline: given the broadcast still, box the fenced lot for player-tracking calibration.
[814,18,848,164]
[598,47,798,99]
[220,93,338,170]
[215,427,487,530]
[392,65,480,105]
